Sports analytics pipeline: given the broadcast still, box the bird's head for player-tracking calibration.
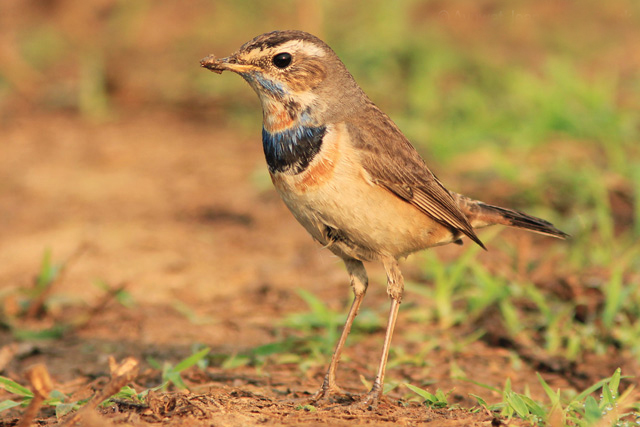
[201,30,364,133]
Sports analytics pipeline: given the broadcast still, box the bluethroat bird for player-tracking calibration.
[201,30,568,406]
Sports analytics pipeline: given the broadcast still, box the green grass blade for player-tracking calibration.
[506,392,530,418]
[601,384,614,408]
[0,376,34,398]
[573,377,612,403]
[519,395,546,419]
[296,289,330,317]
[458,377,501,393]
[173,347,211,373]
[469,394,488,407]
[165,372,188,390]
[55,402,79,418]
[583,395,602,422]
[0,400,22,412]
[608,367,621,396]
[35,248,54,293]
[536,372,560,405]
[146,357,161,370]
[405,383,437,402]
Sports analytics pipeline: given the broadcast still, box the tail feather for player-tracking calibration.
[454,194,569,240]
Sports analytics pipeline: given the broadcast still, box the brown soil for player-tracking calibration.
[0,112,635,426]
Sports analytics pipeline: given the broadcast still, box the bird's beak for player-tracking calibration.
[200,54,255,75]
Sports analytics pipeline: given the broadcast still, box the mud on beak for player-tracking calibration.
[200,54,255,74]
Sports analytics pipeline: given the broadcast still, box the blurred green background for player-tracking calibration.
[3,0,639,258]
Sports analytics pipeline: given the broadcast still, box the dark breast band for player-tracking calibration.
[262,125,326,174]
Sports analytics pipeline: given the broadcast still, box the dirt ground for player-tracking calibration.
[0,111,636,426]
[1,3,639,425]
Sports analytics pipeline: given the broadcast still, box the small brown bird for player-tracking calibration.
[201,30,567,406]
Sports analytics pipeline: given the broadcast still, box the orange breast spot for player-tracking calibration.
[295,138,340,192]
[264,104,294,133]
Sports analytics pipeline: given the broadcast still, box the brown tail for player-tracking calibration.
[454,194,569,239]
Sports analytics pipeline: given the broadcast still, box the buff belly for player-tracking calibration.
[269,123,456,261]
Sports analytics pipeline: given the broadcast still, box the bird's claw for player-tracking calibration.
[354,389,382,409]
[309,383,383,410]
[310,383,353,405]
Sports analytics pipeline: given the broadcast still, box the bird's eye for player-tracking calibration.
[272,52,292,69]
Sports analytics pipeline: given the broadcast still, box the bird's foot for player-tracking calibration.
[309,384,356,405]
[309,384,384,411]
[349,387,383,410]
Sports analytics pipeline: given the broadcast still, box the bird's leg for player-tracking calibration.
[312,258,368,402]
[361,257,403,407]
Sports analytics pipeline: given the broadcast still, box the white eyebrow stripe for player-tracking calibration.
[244,39,326,59]
[279,40,327,57]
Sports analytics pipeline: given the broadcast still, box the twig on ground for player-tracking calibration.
[60,356,139,427]
[17,364,53,427]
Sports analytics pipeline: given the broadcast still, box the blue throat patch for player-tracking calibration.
[262,125,326,174]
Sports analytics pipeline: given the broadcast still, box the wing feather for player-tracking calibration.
[346,104,485,249]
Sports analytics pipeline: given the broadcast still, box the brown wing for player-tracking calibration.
[346,104,486,249]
